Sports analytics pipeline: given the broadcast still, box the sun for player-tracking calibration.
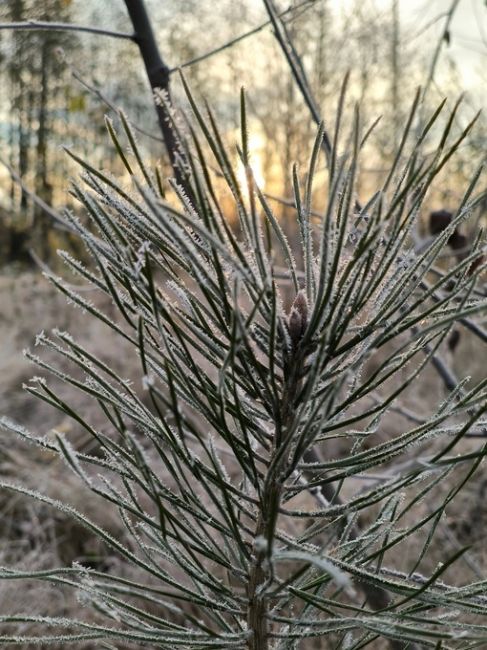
[236,132,266,190]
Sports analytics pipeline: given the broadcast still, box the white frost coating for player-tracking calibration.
[142,374,155,390]
[52,328,74,342]
[134,240,151,278]
[25,375,47,386]
[0,417,53,451]
[273,550,355,597]
[56,433,92,486]
[166,279,193,312]
[254,535,268,553]
[34,330,46,347]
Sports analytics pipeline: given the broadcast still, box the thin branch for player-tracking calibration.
[262,0,332,164]
[411,320,460,393]
[264,190,323,220]
[428,346,459,392]
[439,521,484,579]
[459,315,487,343]
[0,20,134,40]
[368,394,426,425]
[404,11,450,43]
[66,59,164,143]
[168,0,316,74]
[420,0,461,106]
[421,278,487,342]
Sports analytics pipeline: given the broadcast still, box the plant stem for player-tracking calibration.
[246,513,271,649]
[247,342,305,649]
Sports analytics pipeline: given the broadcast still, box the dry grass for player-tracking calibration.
[0,268,486,649]
[0,270,139,648]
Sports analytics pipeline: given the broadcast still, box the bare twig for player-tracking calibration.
[439,521,484,579]
[420,0,461,109]
[168,0,317,74]
[368,394,426,425]
[423,339,459,393]
[262,0,332,164]
[264,190,323,220]
[66,59,163,143]
[405,12,451,43]
[420,278,487,342]
[459,316,487,342]
[0,20,134,40]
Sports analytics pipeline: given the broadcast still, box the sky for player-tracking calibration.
[386,0,487,91]
[403,0,487,87]
[331,0,487,93]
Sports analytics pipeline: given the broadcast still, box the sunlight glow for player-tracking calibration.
[236,132,266,190]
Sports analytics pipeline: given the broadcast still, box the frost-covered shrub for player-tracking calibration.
[1,83,487,649]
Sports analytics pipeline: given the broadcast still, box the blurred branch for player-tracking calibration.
[459,316,487,342]
[421,278,487,342]
[262,0,332,165]
[405,12,450,43]
[368,395,426,425]
[264,190,323,219]
[439,520,484,579]
[421,335,459,393]
[168,0,316,74]
[0,20,134,40]
[421,0,461,105]
[65,57,164,143]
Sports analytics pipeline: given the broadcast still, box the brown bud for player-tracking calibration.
[287,290,308,348]
[293,290,308,322]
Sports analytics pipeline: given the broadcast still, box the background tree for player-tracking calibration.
[0,0,485,267]
[0,0,79,260]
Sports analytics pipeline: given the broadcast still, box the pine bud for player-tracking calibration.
[287,290,308,348]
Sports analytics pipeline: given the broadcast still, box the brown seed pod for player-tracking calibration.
[429,209,467,251]
[468,253,485,277]
[429,209,452,236]
[293,290,308,323]
[448,232,468,253]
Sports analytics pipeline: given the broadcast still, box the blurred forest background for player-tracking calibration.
[0,0,486,266]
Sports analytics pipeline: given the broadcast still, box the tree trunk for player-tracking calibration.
[123,0,193,201]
